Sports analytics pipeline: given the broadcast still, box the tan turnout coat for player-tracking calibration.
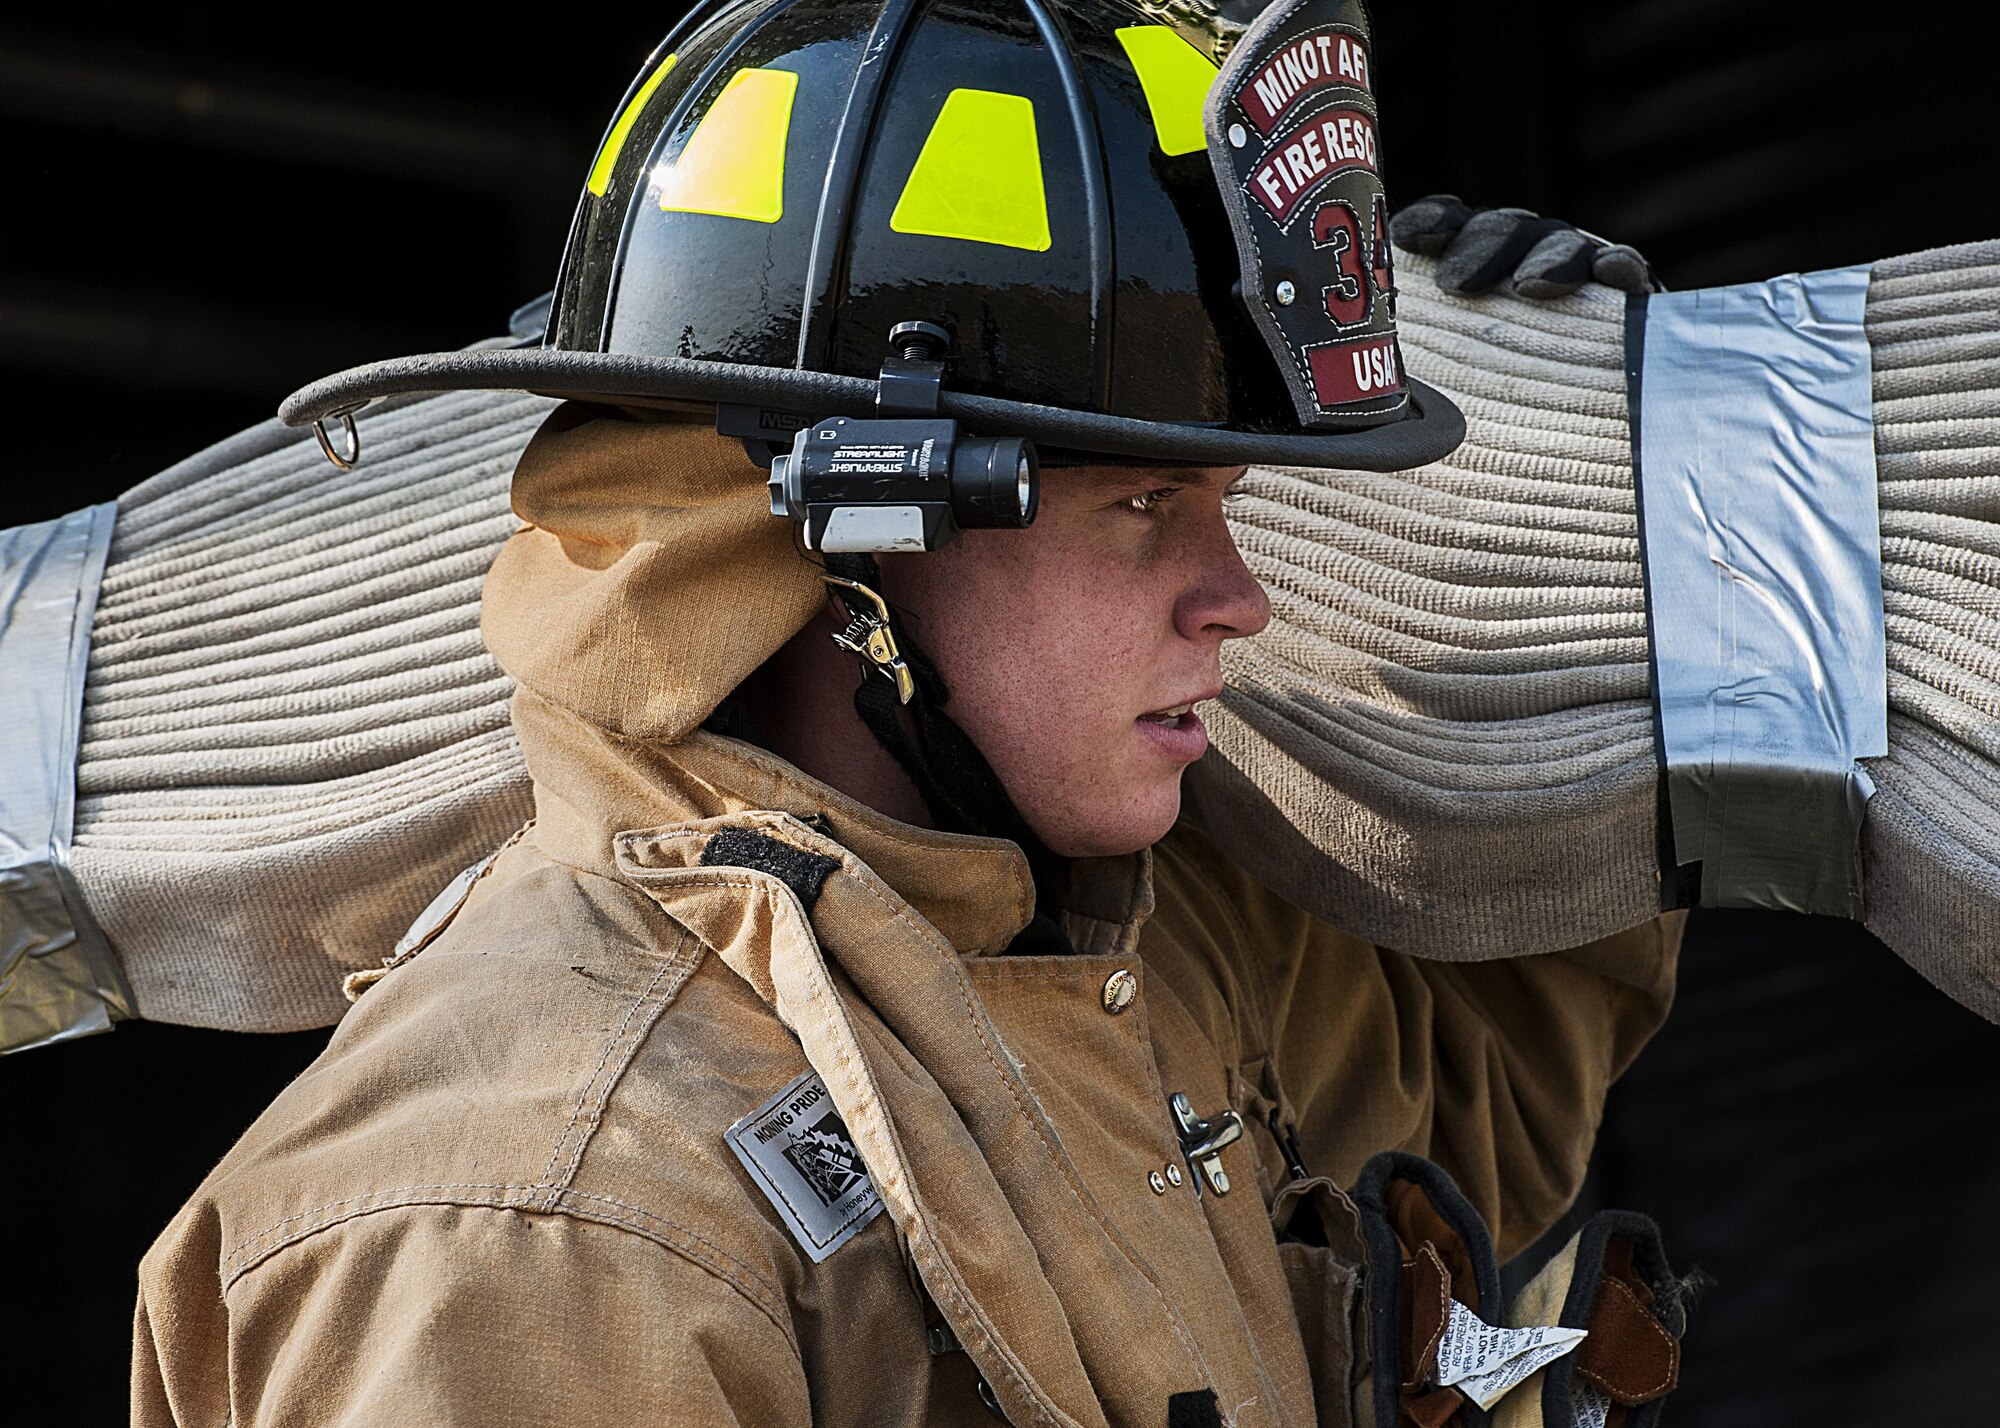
[133,413,1680,1428]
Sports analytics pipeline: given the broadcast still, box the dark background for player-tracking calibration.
[6,2,1999,1423]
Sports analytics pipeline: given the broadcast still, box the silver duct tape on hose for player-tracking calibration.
[1635,267,1887,916]
[0,504,137,1051]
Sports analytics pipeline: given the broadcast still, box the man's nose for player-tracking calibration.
[1178,512,1272,642]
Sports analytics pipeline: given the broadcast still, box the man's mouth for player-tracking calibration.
[1135,690,1219,762]
[1134,699,1211,762]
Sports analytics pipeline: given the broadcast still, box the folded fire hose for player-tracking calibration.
[4,245,1997,1052]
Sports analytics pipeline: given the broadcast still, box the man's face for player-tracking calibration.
[881,464,1270,859]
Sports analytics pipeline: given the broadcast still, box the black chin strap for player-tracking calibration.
[824,554,1072,956]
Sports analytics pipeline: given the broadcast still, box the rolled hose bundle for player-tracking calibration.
[1190,243,2000,1019]
[60,390,549,1037]
[3,245,1994,1049]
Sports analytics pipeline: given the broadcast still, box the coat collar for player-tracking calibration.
[514,685,1151,957]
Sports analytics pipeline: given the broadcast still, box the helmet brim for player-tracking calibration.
[278,348,1463,473]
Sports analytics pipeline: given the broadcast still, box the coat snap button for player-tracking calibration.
[1101,968,1137,1014]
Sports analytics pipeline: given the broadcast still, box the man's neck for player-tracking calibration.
[732,606,935,829]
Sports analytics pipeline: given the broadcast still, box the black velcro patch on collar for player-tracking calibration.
[1167,1389,1223,1428]
[699,828,839,911]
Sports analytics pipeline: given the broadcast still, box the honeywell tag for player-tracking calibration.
[726,1069,885,1263]
[1435,1297,1589,1409]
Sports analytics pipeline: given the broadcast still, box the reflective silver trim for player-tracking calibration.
[0,504,135,1052]
[1635,265,1886,915]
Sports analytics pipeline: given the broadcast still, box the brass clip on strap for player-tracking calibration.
[823,573,917,705]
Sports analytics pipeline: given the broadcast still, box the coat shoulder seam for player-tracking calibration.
[531,929,702,1199]
[219,1188,801,1352]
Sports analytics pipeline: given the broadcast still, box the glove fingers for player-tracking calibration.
[1388,194,1475,256]
[1410,200,1655,302]
[1513,230,1598,299]
[1434,210,1563,295]
[1591,243,1655,294]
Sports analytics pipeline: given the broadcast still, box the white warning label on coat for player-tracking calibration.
[726,1069,884,1263]
[1435,1297,1588,1409]
[1572,1378,1613,1428]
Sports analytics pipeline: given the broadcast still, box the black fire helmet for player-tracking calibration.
[280,0,1463,474]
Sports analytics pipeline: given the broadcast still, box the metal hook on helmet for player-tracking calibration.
[312,410,362,470]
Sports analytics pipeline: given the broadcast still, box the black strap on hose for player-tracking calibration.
[825,554,1072,956]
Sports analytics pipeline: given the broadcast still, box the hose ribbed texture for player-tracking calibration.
[64,243,2000,1032]
[70,389,550,1030]
[1195,246,2000,1021]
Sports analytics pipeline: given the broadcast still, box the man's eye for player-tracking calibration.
[1125,486,1181,514]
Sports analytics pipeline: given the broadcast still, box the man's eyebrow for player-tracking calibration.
[1074,464,1249,491]
[1137,465,1249,486]
[1193,465,1253,494]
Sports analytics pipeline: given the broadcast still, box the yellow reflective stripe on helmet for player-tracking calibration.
[890,89,1051,253]
[1115,25,1219,157]
[587,52,680,197]
[657,66,798,224]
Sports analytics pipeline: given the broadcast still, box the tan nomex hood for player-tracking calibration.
[482,401,1049,953]
[482,403,825,745]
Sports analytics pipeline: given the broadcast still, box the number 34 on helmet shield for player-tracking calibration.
[280,0,1465,542]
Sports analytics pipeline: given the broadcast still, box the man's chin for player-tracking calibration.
[1033,778,1184,861]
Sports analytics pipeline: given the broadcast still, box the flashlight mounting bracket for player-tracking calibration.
[875,320,950,417]
[763,323,1041,554]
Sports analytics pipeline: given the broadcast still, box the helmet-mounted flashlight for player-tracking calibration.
[762,320,1040,553]
[767,418,1038,551]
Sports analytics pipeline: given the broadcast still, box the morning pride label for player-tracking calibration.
[726,1069,885,1262]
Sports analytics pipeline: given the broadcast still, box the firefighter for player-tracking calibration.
[135,2,1680,1423]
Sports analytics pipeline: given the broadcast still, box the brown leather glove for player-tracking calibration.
[1351,1155,1691,1428]
[1493,1212,1691,1428]
[1351,1152,1508,1428]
